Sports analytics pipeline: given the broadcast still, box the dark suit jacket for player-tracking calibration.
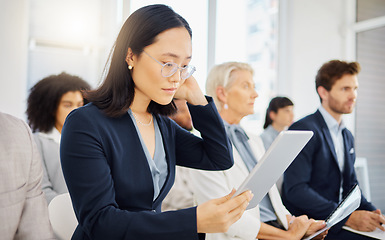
[282,110,375,233]
[60,97,233,240]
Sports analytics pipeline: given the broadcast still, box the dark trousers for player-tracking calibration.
[326,229,377,240]
[264,220,286,230]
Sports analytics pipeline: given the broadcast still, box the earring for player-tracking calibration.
[128,65,133,70]
[224,104,228,110]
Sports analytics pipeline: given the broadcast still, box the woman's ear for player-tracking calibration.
[125,48,134,66]
[216,86,227,104]
[269,111,277,122]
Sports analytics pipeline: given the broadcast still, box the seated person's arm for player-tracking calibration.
[257,216,312,240]
[345,209,385,232]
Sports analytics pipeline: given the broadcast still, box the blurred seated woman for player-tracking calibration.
[260,96,294,150]
[26,72,90,203]
[189,62,327,240]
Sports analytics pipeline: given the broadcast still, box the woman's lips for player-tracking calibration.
[162,88,177,94]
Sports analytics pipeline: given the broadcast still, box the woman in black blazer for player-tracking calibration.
[60,4,252,240]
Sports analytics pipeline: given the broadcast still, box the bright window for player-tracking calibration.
[215,0,279,133]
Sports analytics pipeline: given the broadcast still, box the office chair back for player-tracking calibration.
[48,193,77,240]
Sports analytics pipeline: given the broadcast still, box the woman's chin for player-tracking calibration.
[153,97,174,106]
[246,109,255,116]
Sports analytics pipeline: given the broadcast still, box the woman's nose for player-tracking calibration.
[168,69,182,83]
[251,88,258,99]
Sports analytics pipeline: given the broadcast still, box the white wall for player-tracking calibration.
[1,0,351,122]
[278,0,353,124]
[0,0,120,120]
[0,1,29,119]
[0,0,358,122]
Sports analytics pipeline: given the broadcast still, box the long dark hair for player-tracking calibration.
[263,96,294,129]
[27,72,91,133]
[86,4,192,117]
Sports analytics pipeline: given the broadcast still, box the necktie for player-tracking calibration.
[225,124,258,172]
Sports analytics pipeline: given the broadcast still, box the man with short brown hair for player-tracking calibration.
[282,60,385,239]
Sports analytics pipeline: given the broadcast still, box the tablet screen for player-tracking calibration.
[232,130,313,210]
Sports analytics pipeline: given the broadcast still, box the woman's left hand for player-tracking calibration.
[174,75,207,105]
[304,220,328,240]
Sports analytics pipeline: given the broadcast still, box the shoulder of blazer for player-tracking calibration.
[290,110,326,132]
[66,103,107,123]
[67,103,132,128]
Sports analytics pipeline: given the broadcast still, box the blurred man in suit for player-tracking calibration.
[0,112,54,239]
[282,60,385,240]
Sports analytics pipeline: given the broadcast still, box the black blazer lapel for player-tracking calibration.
[315,111,340,169]
[342,129,355,194]
[322,127,338,163]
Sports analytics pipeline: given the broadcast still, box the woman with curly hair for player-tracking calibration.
[26,72,90,203]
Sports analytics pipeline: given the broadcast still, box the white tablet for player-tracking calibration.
[232,130,313,210]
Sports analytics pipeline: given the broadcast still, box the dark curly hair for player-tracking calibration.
[85,4,192,117]
[315,60,360,102]
[27,72,91,133]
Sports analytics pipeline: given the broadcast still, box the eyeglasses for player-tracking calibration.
[143,51,196,80]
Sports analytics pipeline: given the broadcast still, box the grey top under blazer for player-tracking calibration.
[34,129,68,203]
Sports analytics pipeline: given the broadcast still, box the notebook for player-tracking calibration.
[232,130,313,210]
[303,184,361,240]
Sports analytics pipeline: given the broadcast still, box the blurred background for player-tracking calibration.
[0,0,384,211]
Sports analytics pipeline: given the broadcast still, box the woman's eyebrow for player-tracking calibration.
[161,52,192,60]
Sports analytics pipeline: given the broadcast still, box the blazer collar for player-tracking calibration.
[37,127,61,144]
[152,115,173,209]
[125,113,172,211]
[341,129,354,185]
[315,110,339,167]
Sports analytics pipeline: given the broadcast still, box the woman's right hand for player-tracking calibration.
[196,189,253,233]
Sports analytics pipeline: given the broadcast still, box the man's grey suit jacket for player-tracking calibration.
[0,112,54,240]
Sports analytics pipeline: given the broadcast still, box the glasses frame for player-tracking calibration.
[143,51,196,80]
